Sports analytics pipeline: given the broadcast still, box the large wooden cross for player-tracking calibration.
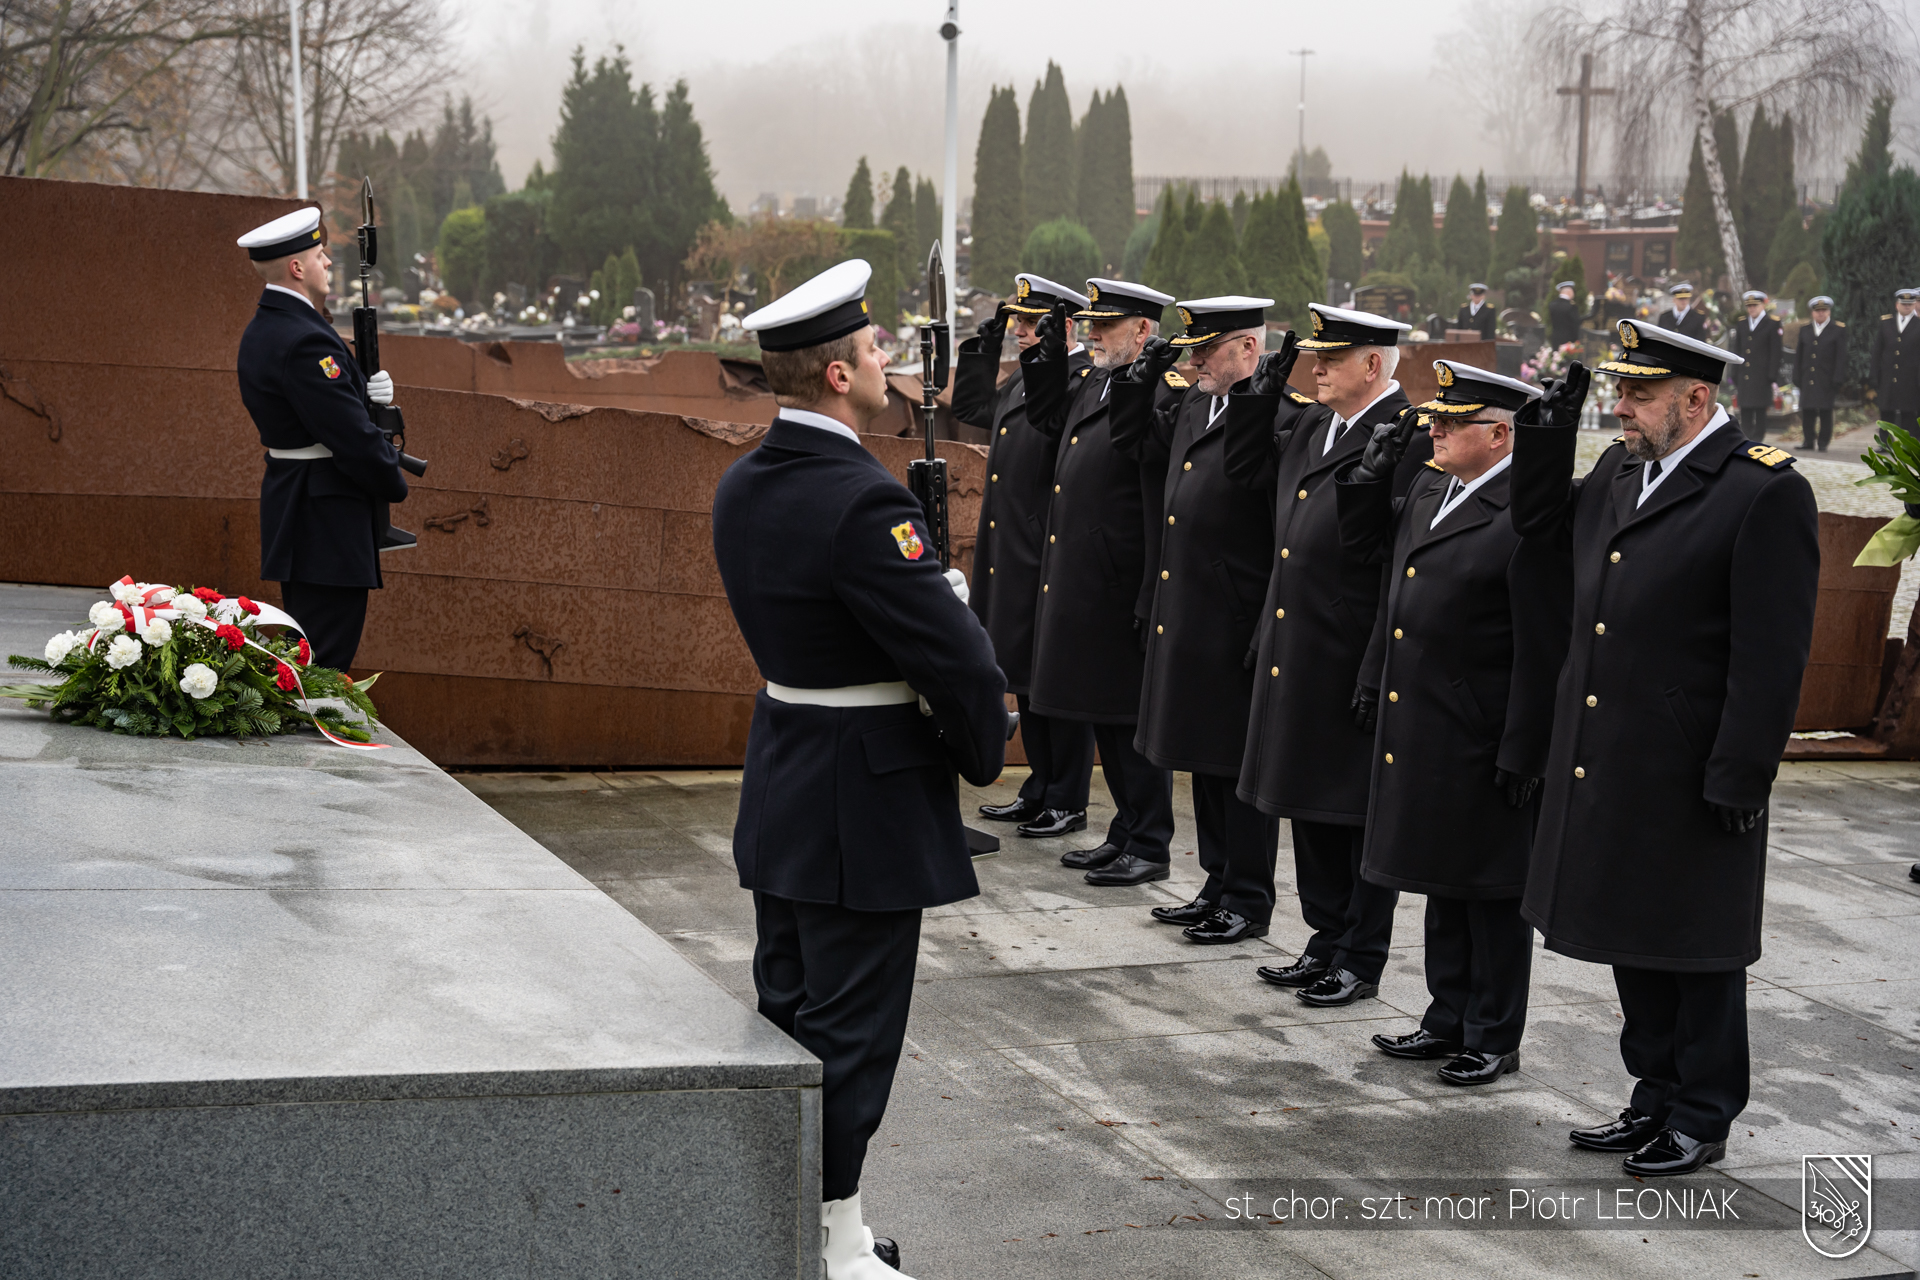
[1557,54,1615,208]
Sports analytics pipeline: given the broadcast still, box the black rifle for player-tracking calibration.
[351,177,426,552]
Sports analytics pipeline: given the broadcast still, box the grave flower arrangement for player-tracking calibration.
[1,577,382,746]
[1853,422,1920,566]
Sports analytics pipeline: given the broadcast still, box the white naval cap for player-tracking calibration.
[1896,287,1920,301]
[1742,290,1768,302]
[742,259,873,352]
[1468,282,1489,292]
[1597,317,1744,385]
[1005,273,1091,315]
[1669,282,1695,296]
[237,206,326,261]
[1809,295,1834,308]
[1168,295,1273,347]
[1077,278,1174,320]
[1421,360,1541,415]
[1297,302,1412,351]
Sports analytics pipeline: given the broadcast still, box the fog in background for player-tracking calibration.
[459,0,1920,210]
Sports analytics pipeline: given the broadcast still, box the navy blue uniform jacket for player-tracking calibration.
[237,289,407,588]
[713,417,1009,911]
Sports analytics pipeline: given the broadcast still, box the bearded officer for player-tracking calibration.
[1655,283,1706,342]
[1018,279,1181,885]
[1870,287,1920,437]
[236,206,408,669]
[1454,284,1497,340]
[1728,290,1783,438]
[1792,295,1846,452]
[1223,304,1430,1005]
[1511,319,1818,1177]
[715,260,1009,1279]
[1108,297,1281,943]
[954,274,1098,840]
[1335,361,1570,1085]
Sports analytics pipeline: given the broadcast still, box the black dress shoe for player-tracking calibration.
[1084,853,1171,886]
[1182,908,1268,944]
[1150,895,1216,926]
[1015,808,1088,838]
[978,797,1041,823]
[1569,1107,1663,1153]
[1061,842,1123,870]
[1256,955,1332,988]
[1437,1048,1519,1085]
[1295,967,1378,1007]
[872,1236,900,1270]
[1371,1028,1462,1059]
[1622,1127,1726,1176]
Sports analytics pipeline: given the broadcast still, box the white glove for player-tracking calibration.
[944,568,970,606]
[366,369,393,406]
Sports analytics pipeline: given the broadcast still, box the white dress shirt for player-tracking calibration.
[1900,312,1913,334]
[265,283,315,310]
[1324,380,1403,455]
[1812,319,1828,338]
[1430,452,1513,528]
[1638,406,1726,507]
[778,406,862,445]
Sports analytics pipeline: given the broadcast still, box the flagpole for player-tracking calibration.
[940,1,959,333]
[289,1,308,199]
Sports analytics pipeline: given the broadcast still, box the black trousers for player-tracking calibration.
[1800,406,1833,449]
[278,581,369,671]
[1192,773,1279,924]
[1091,721,1174,863]
[1014,695,1095,811]
[1613,965,1749,1143]
[1290,819,1399,983]
[1738,404,1770,437]
[753,893,921,1202]
[1419,896,1533,1055]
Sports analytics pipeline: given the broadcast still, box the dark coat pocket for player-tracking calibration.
[1664,687,1712,759]
[1450,677,1494,738]
[863,719,945,775]
[1090,527,1122,590]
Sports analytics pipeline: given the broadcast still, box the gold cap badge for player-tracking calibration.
[1016,278,1031,299]
[1087,283,1100,302]
[1436,364,1455,388]
[1618,320,1639,349]
[1178,306,1193,327]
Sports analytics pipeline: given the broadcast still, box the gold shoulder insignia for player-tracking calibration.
[1425,458,1445,471]
[1079,366,1091,377]
[1164,369,1189,389]
[1743,443,1795,468]
[1883,314,1894,320]
[1288,390,1315,404]
[1612,435,1625,444]
[1837,320,1846,327]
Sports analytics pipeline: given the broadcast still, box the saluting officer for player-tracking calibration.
[236,207,408,670]
[1792,295,1846,451]
[1222,303,1430,1006]
[1018,280,1182,885]
[715,260,1010,1280]
[954,274,1098,840]
[1655,283,1706,342]
[1454,284,1497,340]
[1870,287,1920,436]
[1511,320,1818,1177]
[1335,361,1570,1085]
[1728,290,1783,437]
[1108,297,1282,943]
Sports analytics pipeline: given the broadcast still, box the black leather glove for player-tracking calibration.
[1032,299,1071,365]
[1711,802,1763,834]
[1123,335,1179,385]
[1517,361,1592,428]
[1350,406,1425,484]
[1249,329,1302,397]
[975,303,1011,353]
[1494,768,1541,809]
[1351,684,1378,732]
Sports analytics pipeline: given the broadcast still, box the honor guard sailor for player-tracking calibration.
[1018,279,1181,885]
[1655,283,1707,342]
[1729,291,1783,437]
[1792,296,1846,451]
[1108,296,1282,944]
[1512,319,1818,1177]
[1221,302,1431,1005]
[1870,287,1920,436]
[1454,284,1497,340]
[235,206,408,670]
[715,260,1009,1280]
[1335,361,1570,1084]
[954,273,1098,839]
[1548,280,1583,348]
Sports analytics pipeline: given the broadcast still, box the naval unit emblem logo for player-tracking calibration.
[890,522,924,561]
[1803,1154,1871,1259]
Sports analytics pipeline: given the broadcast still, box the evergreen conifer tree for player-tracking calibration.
[1441,173,1488,282]
[1020,219,1102,284]
[1765,208,1818,295]
[1142,186,1189,327]
[1182,200,1248,300]
[1091,87,1136,271]
[914,176,940,267]
[1738,105,1791,284]
[1490,184,1535,286]
[968,86,1024,290]
[1675,133,1725,280]
[1822,93,1920,383]
[1183,186,1202,234]
[882,165,915,279]
[1240,191,1286,303]
[843,156,874,229]
[651,80,728,296]
[1023,62,1076,230]
[1280,178,1324,320]
[1231,190,1250,240]
[1321,199,1363,285]
[617,246,643,317]
[548,49,657,281]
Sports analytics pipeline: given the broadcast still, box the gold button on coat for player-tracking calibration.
[1280,548,1290,558]
[1275,608,1285,619]
[989,520,995,528]
[1609,551,1621,563]
[1043,584,1048,592]
[1070,436,1078,444]
[999,427,1006,435]
[1161,570,1169,579]
[1384,753,1394,764]
[1271,666,1279,676]
[991,473,998,481]
[1388,692,1398,702]
[1586,695,1597,707]
[1574,767,1586,778]
[1168,515,1176,525]
[1049,535,1055,543]
[1054,484,1061,492]
[1297,489,1308,499]
[1595,623,1606,634]
[1183,461,1192,471]
[1393,628,1403,639]
[1406,567,1416,577]
[1156,625,1163,634]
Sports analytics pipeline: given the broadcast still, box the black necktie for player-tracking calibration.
[1649,459,1663,482]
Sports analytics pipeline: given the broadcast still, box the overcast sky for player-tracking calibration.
[455,0,1920,210]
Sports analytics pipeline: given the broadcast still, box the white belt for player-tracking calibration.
[268,443,335,460]
[765,680,917,707]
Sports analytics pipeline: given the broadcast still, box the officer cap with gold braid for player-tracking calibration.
[236,206,327,261]
[1296,301,1412,351]
[742,258,873,352]
[1004,273,1090,316]
[1421,360,1541,416]
[1075,277,1173,321]
[1168,295,1272,347]
[1595,317,1744,385]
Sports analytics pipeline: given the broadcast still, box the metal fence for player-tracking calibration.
[1135,174,1847,210]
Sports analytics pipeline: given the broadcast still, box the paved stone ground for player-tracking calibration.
[462,765,1919,1280]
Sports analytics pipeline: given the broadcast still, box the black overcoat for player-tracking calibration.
[1548,296,1582,347]
[713,418,1009,912]
[1729,315,1784,409]
[1337,461,1570,897]
[952,335,1090,691]
[1110,377,1273,776]
[1453,303,1497,339]
[236,289,408,588]
[1792,320,1848,411]
[1510,412,1819,971]
[1221,385,1428,822]
[1869,315,1920,415]
[1656,309,1708,342]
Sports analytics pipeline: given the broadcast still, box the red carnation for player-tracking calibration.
[274,661,299,692]
[215,623,245,651]
[238,596,261,616]
[296,638,311,666]
[192,587,223,603]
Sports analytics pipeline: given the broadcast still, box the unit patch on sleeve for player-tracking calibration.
[318,356,342,380]
[890,521,925,560]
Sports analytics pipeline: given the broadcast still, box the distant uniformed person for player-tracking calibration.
[236,207,408,670]
[1512,320,1818,1177]
[1870,286,1920,436]
[1792,295,1846,451]
[1335,361,1570,1084]
[715,260,1010,1280]
[1454,283,1497,340]
[1728,290,1783,437]
[1547,280,1583,348]
[1655,282,1707,342]
[1109,297,1281,943]
[1018,279,1181,885]
[954,274,1098,839]
[1222,303,1431,1006]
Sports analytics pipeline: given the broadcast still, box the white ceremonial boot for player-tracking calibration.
[821,1191,913,1279]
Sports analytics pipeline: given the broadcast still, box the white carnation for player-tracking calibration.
[88,601,118,627]
[105,634,142,669]
[179,663,218,699]
[171,595,207,622]
[109,581,142,604]
[44,630,80,663]
[94,609,124,635]
[138,617,172,647]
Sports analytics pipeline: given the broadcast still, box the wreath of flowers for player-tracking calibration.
[2,578,381,744]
